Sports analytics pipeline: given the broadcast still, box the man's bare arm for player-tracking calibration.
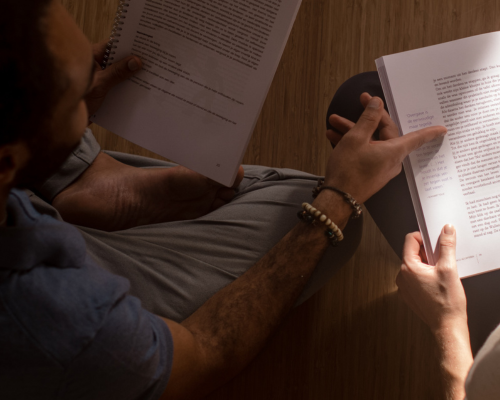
[160,190,351,399]
[397,228,473,400]
[158,96,447,400]
[434,325,473,400]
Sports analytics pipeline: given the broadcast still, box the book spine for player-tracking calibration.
[101,0,130,70]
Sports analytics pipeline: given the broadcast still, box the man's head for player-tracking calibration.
[0,0,94,190]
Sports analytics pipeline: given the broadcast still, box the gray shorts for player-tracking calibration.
[29,129,363,321]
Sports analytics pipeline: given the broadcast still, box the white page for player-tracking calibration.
[92,0,302,186]
[377,32,500,277]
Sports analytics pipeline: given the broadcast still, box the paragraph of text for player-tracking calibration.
[466,195,500,238]
[434,67,500,195]
[139,0,282,70]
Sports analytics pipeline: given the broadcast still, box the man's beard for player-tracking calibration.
[14,133,80,190]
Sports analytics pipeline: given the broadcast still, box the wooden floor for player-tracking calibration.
[61,0,500,398]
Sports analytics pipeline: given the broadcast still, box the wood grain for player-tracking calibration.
[60,0,500,398]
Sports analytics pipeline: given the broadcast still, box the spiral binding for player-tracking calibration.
[101,0,130,70]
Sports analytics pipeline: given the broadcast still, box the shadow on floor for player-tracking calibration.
[206,290,445,400]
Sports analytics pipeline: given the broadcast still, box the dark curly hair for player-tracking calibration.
[0,0,63,146]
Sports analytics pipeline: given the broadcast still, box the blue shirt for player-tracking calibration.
[0,189,173,399]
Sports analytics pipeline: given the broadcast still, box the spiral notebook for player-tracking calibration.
[91,0,303,186]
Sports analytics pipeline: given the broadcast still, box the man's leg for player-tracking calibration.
[75,163,362,321]
[30,131,363,322]
[328,72,500,353]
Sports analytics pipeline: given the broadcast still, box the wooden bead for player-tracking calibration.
[298,202,344,245]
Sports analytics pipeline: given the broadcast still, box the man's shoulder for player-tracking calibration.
[0,244,131,364]
[0,188,132,363]
[0,190,174,400]
[0,252,172,400]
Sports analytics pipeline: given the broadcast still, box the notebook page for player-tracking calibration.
[92,0,302,186]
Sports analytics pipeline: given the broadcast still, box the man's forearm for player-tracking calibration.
[181,190,352,396]
[434,324,473,400]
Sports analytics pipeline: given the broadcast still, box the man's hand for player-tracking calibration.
[85,40,143,118]
[325,93,447,204]
[397,226,468,333]
[396,226,473,400]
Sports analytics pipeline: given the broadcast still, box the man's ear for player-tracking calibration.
[0,142,30,188]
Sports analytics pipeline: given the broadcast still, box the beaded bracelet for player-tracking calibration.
[297,202,343,246]
[312,178,362,219]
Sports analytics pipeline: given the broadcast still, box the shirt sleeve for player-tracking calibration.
[3,259,174,400]
[1,191,174,400]
[61,294,174,400]
[465,325,500,400]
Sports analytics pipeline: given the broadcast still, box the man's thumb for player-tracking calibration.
[438,224,457,262]
[101,56,142,90]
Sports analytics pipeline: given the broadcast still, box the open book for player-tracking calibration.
[91,0,302,186]
[377,32,500,278]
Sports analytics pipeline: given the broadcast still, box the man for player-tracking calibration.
[0,1,446,399]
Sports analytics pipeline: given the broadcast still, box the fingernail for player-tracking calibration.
[444,224,455,235]
[128,58,140,71]
[368,98,380,109]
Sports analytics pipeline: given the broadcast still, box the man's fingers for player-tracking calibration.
[394,125,447,158]
[359,94,399,140]
[326,129,343,145]
[98,56,143,92]
[351,97,385,141]
[92,39,110,64]
[437,224,457,266]
[419,244,429,264]
[402,231,425,265]
[232,165,244,188]
[359,92,372,105]
[328,94,398,142]
[328,114,355,134]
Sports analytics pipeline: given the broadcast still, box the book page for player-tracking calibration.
[92,0,302,186]
[377,32,500,277]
